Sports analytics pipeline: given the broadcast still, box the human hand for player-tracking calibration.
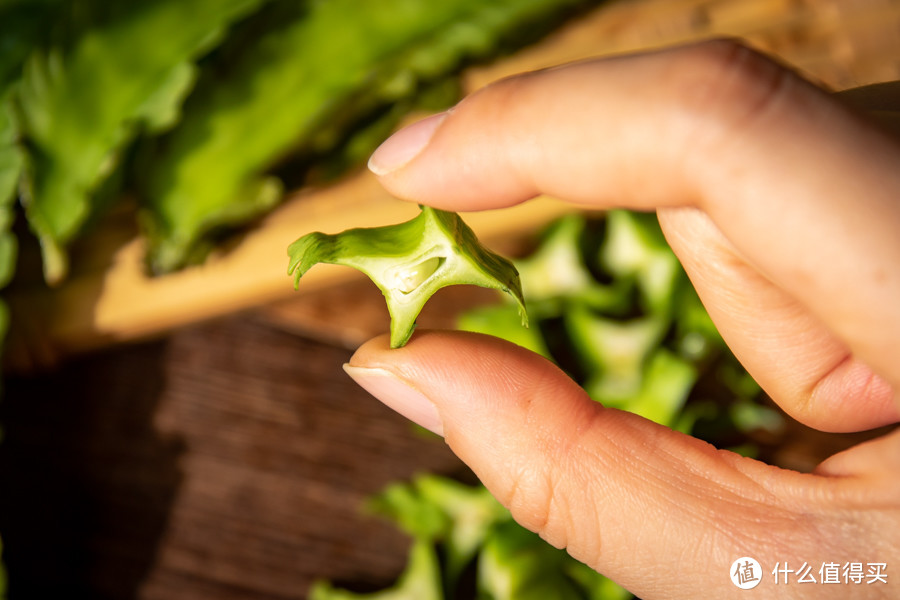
[344,40,900,598]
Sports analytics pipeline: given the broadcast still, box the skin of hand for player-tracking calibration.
[344,39,900,598]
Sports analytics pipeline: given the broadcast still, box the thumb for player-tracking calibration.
[344,330,846,599]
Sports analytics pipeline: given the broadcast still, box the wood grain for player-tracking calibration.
[0,315,469,599]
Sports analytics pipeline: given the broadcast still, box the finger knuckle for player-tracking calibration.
[499,385,604,555]
[668,38,796,150]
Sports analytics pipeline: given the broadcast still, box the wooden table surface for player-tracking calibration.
[0,310,472,599]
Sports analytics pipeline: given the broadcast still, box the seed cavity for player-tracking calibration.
[387,256,442,294]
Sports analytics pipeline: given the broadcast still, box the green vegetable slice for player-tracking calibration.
[479,520,601,600]
[309,539,443,600]
[315,473,629,600]
[288,206,527,348]
[368,475,509,585]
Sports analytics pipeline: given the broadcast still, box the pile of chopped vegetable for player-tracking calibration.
[311,474,631,600]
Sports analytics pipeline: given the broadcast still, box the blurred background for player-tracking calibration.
[0,0,899,598]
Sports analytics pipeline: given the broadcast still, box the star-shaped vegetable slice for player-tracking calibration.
[288,206,527,348]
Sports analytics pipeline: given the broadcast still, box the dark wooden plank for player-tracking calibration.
[1,314,468,599]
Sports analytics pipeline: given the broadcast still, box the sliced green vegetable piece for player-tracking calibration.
[458,303,551,357]
[515,213,631,312]
[478,520,596,600]
[600,209,682,315]
[316,472,631,600]
[566,307,668,399]
[310,474,510,600]
[309,539,443,600]
[366,479,451,541]
[14,0,266,283]
[288,206,526,348]
[584,346,697,429]
[409,476,509,584]
[368,475,509,587]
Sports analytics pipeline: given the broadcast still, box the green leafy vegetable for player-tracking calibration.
[13,0,267,283]
[288,206,527,348]
[140,0,589,273]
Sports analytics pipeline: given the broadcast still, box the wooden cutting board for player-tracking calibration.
[6,0,900,368]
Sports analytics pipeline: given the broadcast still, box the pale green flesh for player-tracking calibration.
[288,206,527,348]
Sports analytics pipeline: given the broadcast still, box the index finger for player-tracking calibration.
[369,40,900,392]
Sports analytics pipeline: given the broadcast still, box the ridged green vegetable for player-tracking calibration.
[140,0,588,273]
[288,206,527,348]
[13,0,266,283]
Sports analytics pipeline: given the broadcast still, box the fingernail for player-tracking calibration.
[343,364,444,436]
[368,112,446,176]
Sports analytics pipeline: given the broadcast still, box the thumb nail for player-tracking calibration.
[368,112,446,176]
[343,364,444,436]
